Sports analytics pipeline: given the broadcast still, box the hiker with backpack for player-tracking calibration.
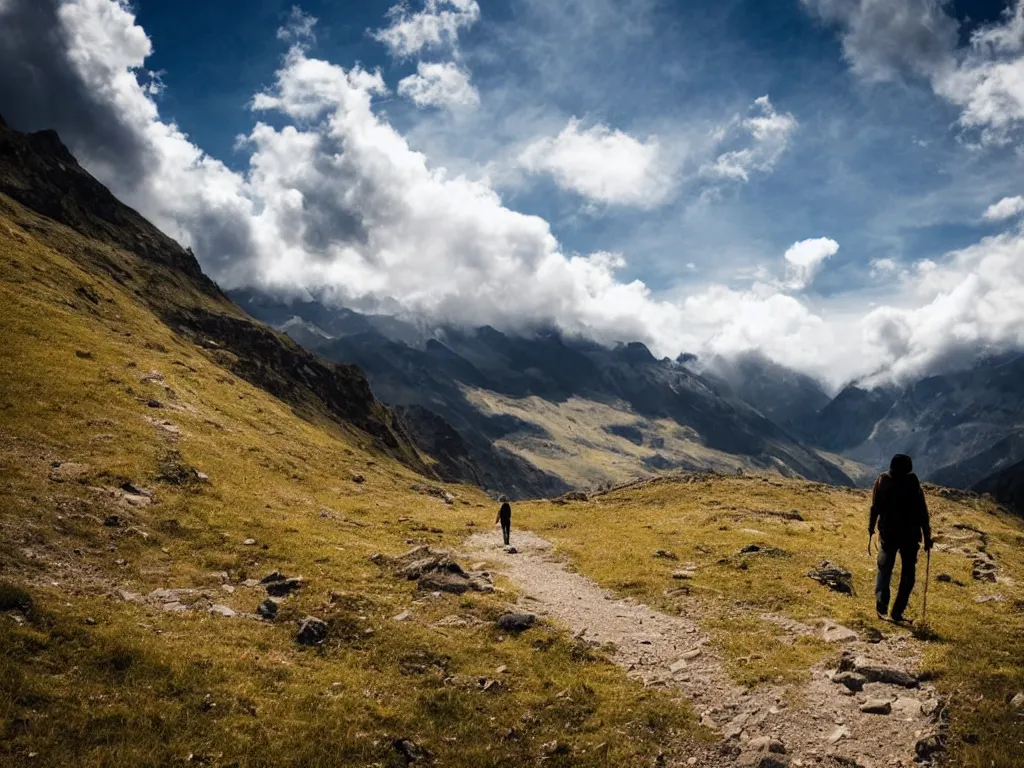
[495,496,512,546]
[869,454,934,624]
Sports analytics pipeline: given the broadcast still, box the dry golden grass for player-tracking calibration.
[515,475,1024,767]
[0,198,702,767]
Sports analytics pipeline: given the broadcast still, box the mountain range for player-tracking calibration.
[3,112,1022,513]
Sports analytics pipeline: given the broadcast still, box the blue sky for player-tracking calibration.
[130,0,1016,296]
[2,0,1024,385]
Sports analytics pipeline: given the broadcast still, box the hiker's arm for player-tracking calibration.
[868,476,881,536]
[919,487,933,550]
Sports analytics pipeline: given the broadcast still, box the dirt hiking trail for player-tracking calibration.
[465,531,943,768]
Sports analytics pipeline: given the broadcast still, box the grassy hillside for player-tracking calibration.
[513,475,1024,767]
[0,194,703,766]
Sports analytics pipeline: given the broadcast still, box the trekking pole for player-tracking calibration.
[922,550,931,622]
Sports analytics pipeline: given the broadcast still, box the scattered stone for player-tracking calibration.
[265,578,303,597]
[832,672,866,692]
[351,473,365,484]
[260,571,285,584]
[241,579,259,588]
[162,602,188,613]
[242,538,257,546]
[936,573,952,583]
[827,725,851,745]
[541,740,570,756]
[75,350,93,359]
[863,627,884,644]
[860,699,892,715]
[892,697,924,717]
[669,659,689,673]
[481,679,501,693]
[975,594,1004,604]
[821,620,858,643]
[560,491,589,502]
[504,545,518,554]
[140,370,165,384]
[1009,692,1024,710]
[393,610,412,622]
[392,738,434,765]
[856,664,919,688]
[200,693,216,712]
[103,515,122,527]
[915,734,945,760]
[672,570,695,580]
[257,599,278,620]
[497,613,536,632]
[209,605,237,618]
[746,736,786,754]
[496,665,508,674]
[418,571,473,594]
[972,556,998,582]
[221,585,235,594]
[807,561,854,594]
[296,616,328,646]
[653,549,678,560]
[117,590,144,604]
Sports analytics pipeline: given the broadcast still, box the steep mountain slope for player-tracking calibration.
[845,355,1024,486]
[0,119,701,766]
[972,457,1024,516]
[698,351,832,437]
[799,384,899,453]
[235,295,855,491]
[0,116,428,475]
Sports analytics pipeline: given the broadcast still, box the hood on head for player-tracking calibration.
[890,454,913,476]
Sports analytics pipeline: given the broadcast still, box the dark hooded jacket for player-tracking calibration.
[869,454,932,548]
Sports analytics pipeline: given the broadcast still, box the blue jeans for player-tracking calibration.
[875,543,918,619]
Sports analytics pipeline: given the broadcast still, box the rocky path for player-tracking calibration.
[465,531,943,768]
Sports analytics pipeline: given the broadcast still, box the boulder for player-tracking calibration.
[860,699,892,715]
[392,738,434,765]
[257,599,278,620]
[915,734,945,760]
[209,604,237,618]
[821,620,858,643]
[856,664,919,688]
[807,561,853,594]
[418,571,473,594]
[266,577,304,597]
[827,725,850,745]
[832,672,866,692]
[296,616,328,646]
[496,612,536,632]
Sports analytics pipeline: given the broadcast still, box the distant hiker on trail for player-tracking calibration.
[495,497,512,546]
[869,454,933,624]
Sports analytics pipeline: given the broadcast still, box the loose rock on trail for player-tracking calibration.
[465,530,944,768]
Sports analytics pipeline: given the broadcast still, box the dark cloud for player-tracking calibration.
[0,0,153,190]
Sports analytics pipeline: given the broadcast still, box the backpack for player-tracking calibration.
[872,471,926,545]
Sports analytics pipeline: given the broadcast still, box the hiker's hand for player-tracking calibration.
[924,537,934,552]
[867,535,873,556]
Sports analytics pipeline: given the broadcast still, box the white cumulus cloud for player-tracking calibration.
[372,0,480,58]
[398,61,479,109]
[519,119,676,208]
[982,195,1024,221]
[783,237,840,290]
